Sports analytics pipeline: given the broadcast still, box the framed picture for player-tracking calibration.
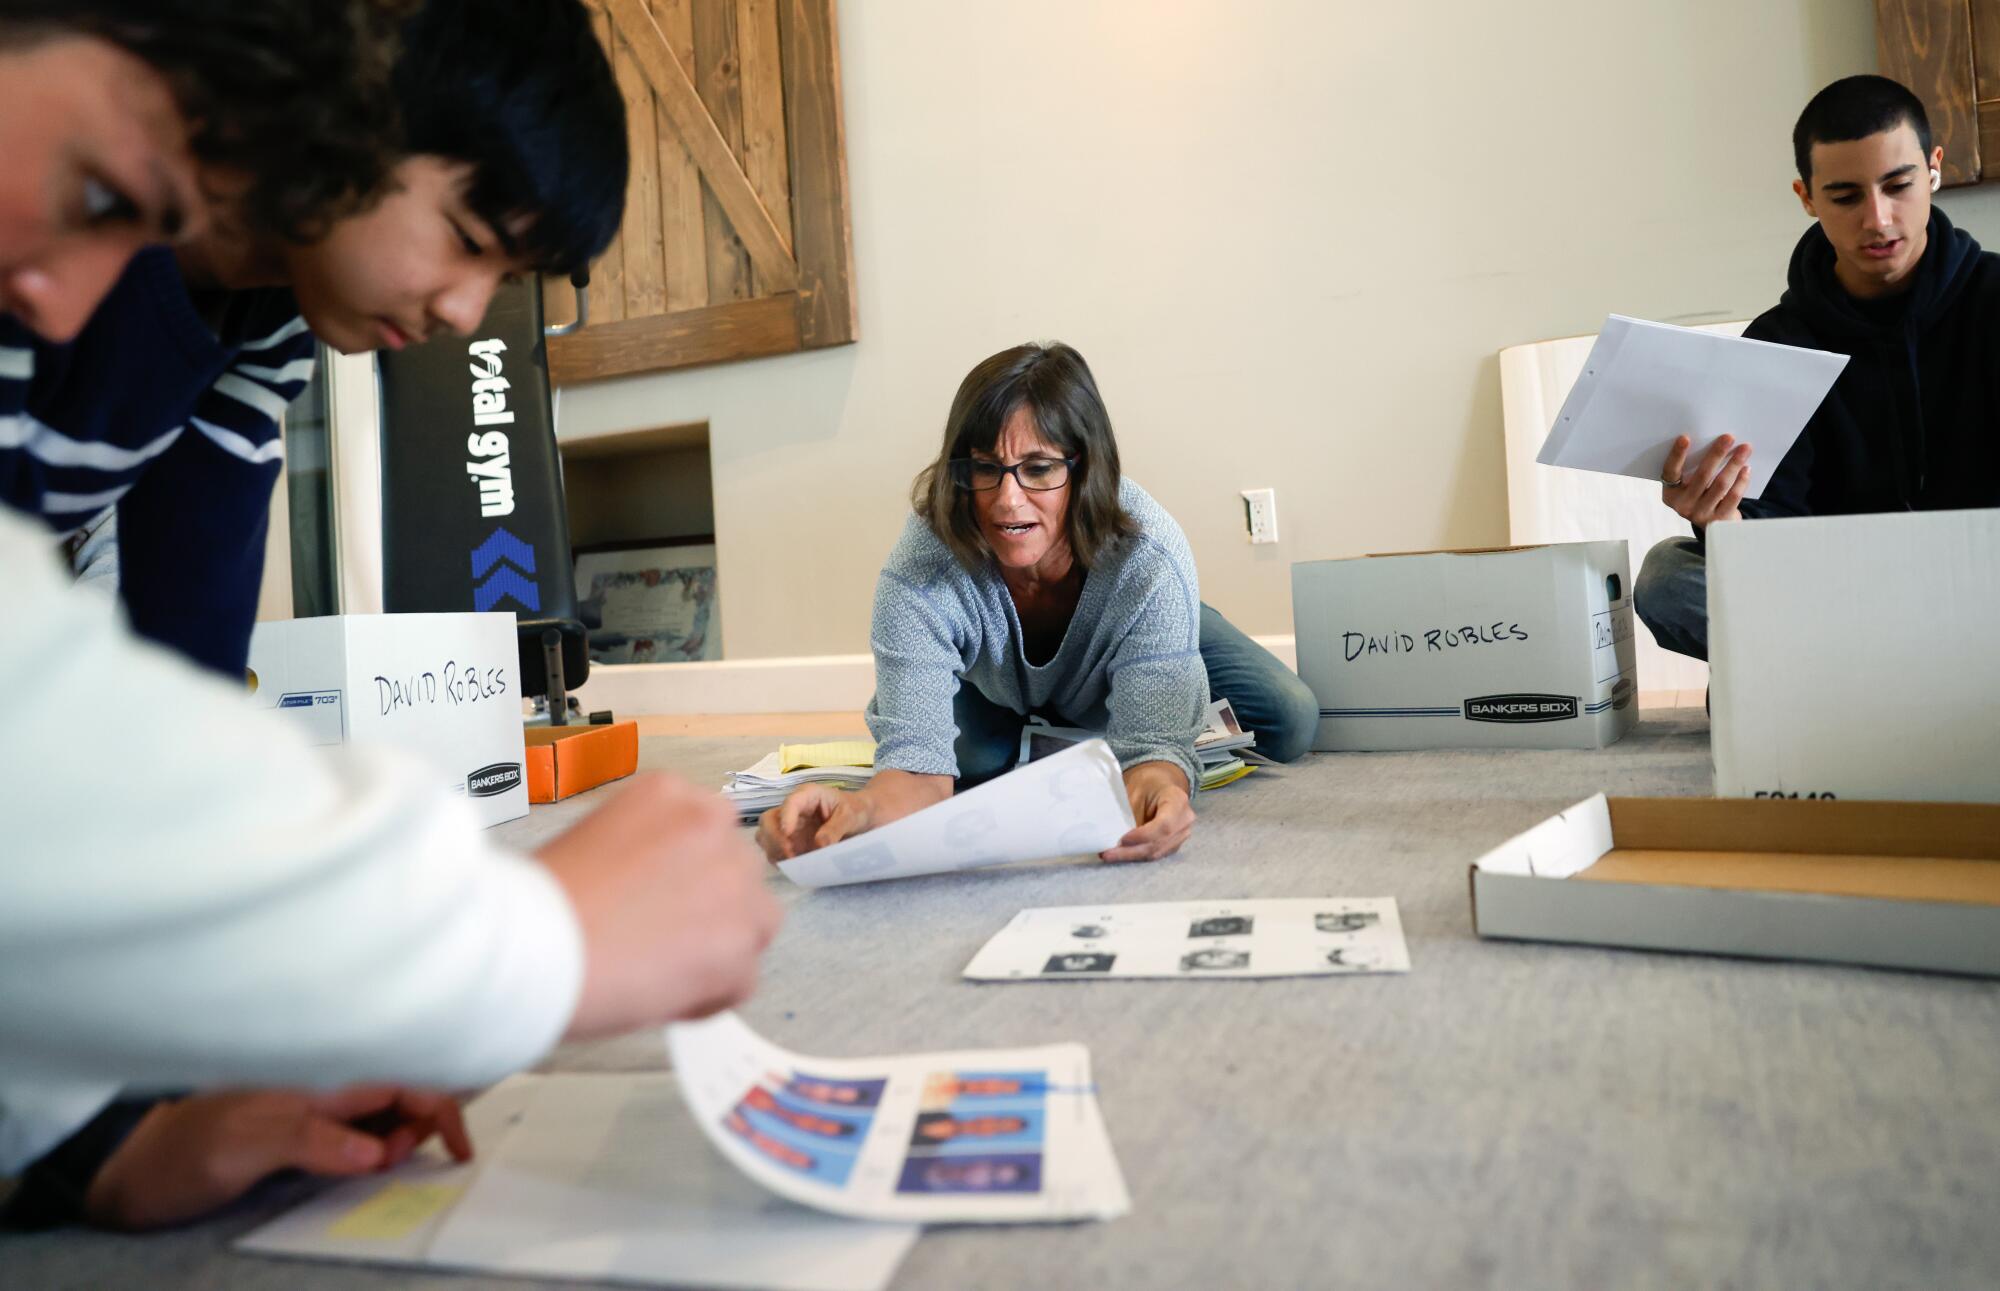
[573,537,720,664]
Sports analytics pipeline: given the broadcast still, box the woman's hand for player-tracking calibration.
[755,769,953,862]
[1101,761,1195,862]
[83,1087,472,1231]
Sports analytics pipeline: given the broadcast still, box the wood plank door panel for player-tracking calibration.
[1968,0,2000,180]
[1876,0,1981,186]
[545,0,852,384]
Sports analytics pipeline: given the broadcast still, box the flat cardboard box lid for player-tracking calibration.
[1470,795,2000,976]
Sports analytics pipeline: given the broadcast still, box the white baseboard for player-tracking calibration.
[572,636,1299,716]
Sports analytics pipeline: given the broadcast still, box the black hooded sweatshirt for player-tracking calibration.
[1737,205,2000,521]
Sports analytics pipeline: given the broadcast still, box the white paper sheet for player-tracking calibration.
[668,1012,1130,1224]
[1535,315,1847,499]
[962,898,1411,980]
[776,738,1135,889]
[236,1074,918,1291]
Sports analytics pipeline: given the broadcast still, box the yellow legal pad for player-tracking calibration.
[325,1181,465,1241]
[777,739,877,774]
[1200,764,1256,791]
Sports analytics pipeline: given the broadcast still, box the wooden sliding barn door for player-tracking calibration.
[543,0,855,383]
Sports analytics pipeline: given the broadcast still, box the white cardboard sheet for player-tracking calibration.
[1535,315,1846,500]
[236,1074,917,1291]
[962,898,1411,980]
[1469,794,1615,879]
[668,1012,1130,1224]
[777,739,1135,889]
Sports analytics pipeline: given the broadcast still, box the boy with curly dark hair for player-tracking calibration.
[0,0,409,340]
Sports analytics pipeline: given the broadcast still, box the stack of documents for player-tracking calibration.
[724,739,877,817]
[1021,699,1261,791]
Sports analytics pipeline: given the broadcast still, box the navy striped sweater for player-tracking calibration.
[0,249,315,677]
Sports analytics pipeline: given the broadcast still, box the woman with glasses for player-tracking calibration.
[757,341,1318,865]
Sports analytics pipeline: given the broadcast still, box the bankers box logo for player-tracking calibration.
[467,762,525,797]
[1463,694,1579,723]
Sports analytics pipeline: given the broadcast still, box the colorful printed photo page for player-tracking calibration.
[962,897,1412,980]
[668,1012,1130,1223]
[776,740,1135,890]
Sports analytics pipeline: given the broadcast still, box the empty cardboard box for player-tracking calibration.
[525,720,640,803]
[248,612,529,827]
[1292,541,1638,751]
[1709,508,2000,803]
[1469,793,2000,977]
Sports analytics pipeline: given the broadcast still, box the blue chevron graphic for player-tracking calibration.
[470,526,537,580]
[473,565,541,613]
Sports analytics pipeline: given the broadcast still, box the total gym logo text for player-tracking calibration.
[466,337,540,614]
[1463,694,1579,724]
[467,762,524,798]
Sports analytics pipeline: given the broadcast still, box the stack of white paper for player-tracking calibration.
[1535,314,1847,497]
[1021,699,1263,791]
[668,1013,1130,1224]
[724,750,876,817]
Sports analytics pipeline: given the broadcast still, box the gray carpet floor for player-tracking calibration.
[11,710,1999,1291]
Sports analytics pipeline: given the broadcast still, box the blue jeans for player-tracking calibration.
[952,602,1320,786]
[1635,536,1708,661]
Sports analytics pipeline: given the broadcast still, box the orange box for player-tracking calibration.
[524,720,639,803]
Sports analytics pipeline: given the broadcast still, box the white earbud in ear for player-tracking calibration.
[1931,168,1942,192]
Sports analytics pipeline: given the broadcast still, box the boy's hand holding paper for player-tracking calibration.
[1535,314,1847,499]
[1660,432,1756,525]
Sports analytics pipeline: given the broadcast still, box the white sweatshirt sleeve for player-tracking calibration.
[0,1081,121,1176]
[0,505,584,1095]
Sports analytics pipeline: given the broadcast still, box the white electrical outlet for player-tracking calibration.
[1241,488,1278,544]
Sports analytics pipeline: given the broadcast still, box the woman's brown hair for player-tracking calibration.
[912,342,1138,572]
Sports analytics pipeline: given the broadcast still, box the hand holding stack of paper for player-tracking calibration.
[237,1070,921,1291]
[240,1012,1131,1290]
[725,739,878,817]
[776,739,1135,889]
[1535,314,1848,496]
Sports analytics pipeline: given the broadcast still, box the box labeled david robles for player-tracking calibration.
[1291,541,1637,751]
[246,613,529,827]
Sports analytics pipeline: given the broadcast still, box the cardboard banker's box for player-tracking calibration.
[247,612,529,827]
[1709,508,2000,803]
[1292,541,1638,751]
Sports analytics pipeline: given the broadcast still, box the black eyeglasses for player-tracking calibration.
[949,457,1076,492]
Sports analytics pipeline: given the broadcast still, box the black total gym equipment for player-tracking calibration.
[376,275,593,724]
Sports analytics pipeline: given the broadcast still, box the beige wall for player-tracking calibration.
[555,0,2000,660]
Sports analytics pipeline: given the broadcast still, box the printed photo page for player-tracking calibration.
[964,897,1412,980]
[668,1012,1131,1224]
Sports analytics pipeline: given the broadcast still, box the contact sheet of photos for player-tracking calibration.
[962,898,1411,980]
[667,1012,1131,1224]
